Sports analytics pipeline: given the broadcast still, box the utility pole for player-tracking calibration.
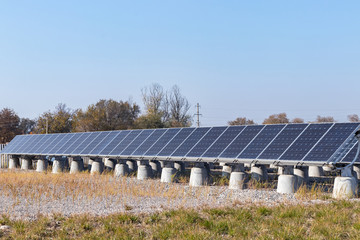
[194,103,202,127]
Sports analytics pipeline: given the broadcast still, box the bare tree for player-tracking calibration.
[348,114,360,122]
[168,85,192,127]
[141,83,165,116]
[228,117,256,125]
[315,115,336,123]
[291,118,305,123]
[263,113,289,124]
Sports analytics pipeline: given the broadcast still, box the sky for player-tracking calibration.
[0,1,359,127]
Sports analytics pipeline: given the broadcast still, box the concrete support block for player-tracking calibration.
[52,159,64,173]
[174,161,185,173]
[90,159,104,175]
[309,166,323,177]
[332,176,358,199]
[21,158,32,170]
[87,159,93,171]
[114,161,129,177]
[222,165,232,178]
[137,161,153,180]
[251,164,268,181]
[36,159,48,172]
[229,165,247,190]
[70,158,84,174]
[189,163,209,187]
[149,160,161,177]
[104,158,115,171]
[294,167,309,188]
[277,174,298,194]
[127,160,137,173]
[9,157,20,169]
[161,162,177,183]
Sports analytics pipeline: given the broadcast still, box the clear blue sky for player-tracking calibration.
[0,1,359,126]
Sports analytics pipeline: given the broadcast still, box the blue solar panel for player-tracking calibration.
[186,127,227,157]
[46,133,75,154]
[280,123,333,161]
[71,132,100,155]
[144,128,181,156]
[258,124,308,160]
[220,125,265,158]
[89,131,121,155]
[41,134,66,154]
[238,124,285,159]
[158,128,195,156]
[55,133,82,154]
[171,128,211,157]
[341,143,360,163]
[32,134,58,154]
[80,131,111,155]
[27,135,48,154]
[132,129,167,156]
[120,129,154,156]
[0,135,22,154]
[60,133,91,155]
[14,135,38,154]
[98,131,130,156]
[108,130,142,156]
[304,123,360,161]
[202,126,246,158]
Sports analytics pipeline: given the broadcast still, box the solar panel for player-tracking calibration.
[279,123,333,161]
[238,124,285,159]
[304,123,360,162]
[341,143,360,163]
[186,127,227,157]
[80,131,111,155]
[13,135,36,154]
[220,125,265,158]
[46,133,75,155]
[172,127,211,157]
[0,135,22,154]
[202,126,246,158]
[108,130,142,156]
[42,134,69,155]
[32,134,58,154]
[98,131,130,156]
[62,132,92,155]
[55,133,82,155]
[157,128,195,156]
[89,131,121,156]
[132,129,167,156]
[144,128,181,156]
[258,124,308,160]
[26,134,48,154]
[70,132,98,155]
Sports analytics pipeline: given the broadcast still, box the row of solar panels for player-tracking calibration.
[1,123,360,165]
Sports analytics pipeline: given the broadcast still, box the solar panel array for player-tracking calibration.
[1,123,360,165]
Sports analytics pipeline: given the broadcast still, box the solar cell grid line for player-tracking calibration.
[0,135,22,154]
[257,124,308,160]
[157,128,196,156]
[108,129,143,156]
[220,125,265,159]
[31,134,59,154]
[26,134,48,154]
[171,127,211,157]
[88,131,121,156]
[119,129,154,156]
[202,126,246,158]
[144,128,181,156]
[300,123,336,161]
[79,131,112,155]
[304,123,360,162]
[61,132,92,156]
[41,134,66,154]
[21,134,48,154]
[45,133,76,155]
[71,132,102,155]
[279,123,333,161]
[55,133,83,155]
[98,131,130,156]
[238,124,285,159]
[186,127,227,158]
[132,129,168,156]
[11,135,34,154]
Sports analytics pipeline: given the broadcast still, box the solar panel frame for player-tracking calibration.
[0,135,22,154]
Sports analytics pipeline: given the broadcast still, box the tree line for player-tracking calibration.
[0,84,192,143]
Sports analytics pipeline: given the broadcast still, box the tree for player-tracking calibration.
[348,114,360,122]
[73,99,140,132]
[167,85,192,127]
[228,117,256,125]
[35,103,73,134]
[291,118,305,123]
[0,108,20,143]
[315,115,335,123]
[18,118,36,134]
[263,113,289,124]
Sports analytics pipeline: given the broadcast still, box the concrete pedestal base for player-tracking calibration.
[251,165,268,181]
[127,160,137,173]
[189,163,209,187]
[277,174,297,194]
[114,163,129,177]
[87,159,93,171]
[52,160,64,173]
[70,160,84,174]
[174,162,185,173]
[229,172,247,189]
[294,167,308,188]
[332,176,358,199]
[149,161,161,177]
[90,160,104,174]
[309,166,323,177]
[137,164,153,180]
[222,165,232,178]
[21,158,32,170]
[36,159,48,172]
[9,157,19,169]
[161,167,177,183]
[104,158,115,171]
